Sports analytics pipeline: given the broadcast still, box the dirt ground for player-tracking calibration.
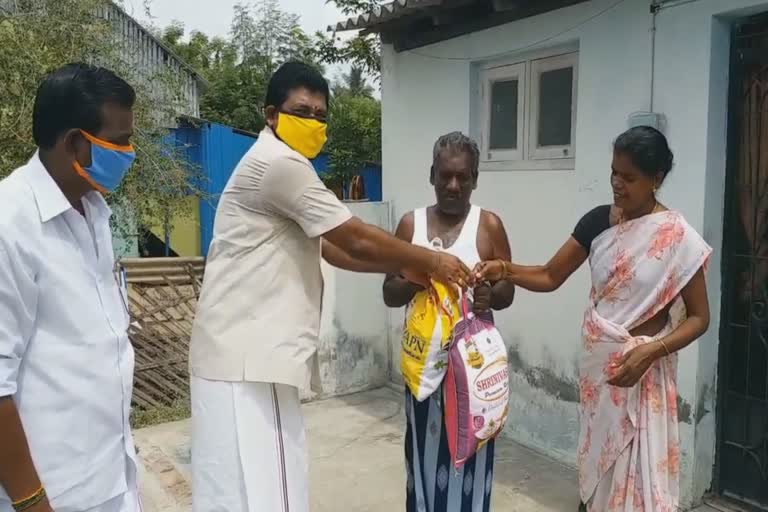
[132,386,724,512]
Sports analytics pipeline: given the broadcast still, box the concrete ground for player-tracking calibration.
[132,387,726,512]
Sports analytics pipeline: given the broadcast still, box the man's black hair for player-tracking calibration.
[432,131,480,182]
[265,61,330,109]
[32,63,135,150]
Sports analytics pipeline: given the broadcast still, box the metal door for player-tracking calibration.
[718,14,768,510]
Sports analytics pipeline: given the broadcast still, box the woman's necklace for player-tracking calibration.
[618,200,660,225]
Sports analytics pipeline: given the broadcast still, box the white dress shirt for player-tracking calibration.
[0,153,136,512]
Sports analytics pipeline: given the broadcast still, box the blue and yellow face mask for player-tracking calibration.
[73,130,136,194]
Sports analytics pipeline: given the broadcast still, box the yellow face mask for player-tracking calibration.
[274,112,328,159]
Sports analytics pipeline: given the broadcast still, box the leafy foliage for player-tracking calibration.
[160,0,324,134]
[157,1,383,197]
[333,66,374,98]
[329,0,381,14]
[0,0,385,244]
[160,22,219,73]
[324,74,381,192]
[0,0,199,237]
[0,0,107,173]
[231,0,318,66]
[316,0,382,80]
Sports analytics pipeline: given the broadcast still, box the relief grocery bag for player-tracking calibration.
[444,294,510,469]
[401,279,459,402]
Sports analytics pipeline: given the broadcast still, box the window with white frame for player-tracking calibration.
[479,50,578,169]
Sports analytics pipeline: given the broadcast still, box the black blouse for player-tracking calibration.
[572,205,612,251]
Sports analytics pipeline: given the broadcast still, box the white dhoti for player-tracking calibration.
[191,376,308,512]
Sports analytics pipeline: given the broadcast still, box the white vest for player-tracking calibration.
[411,204,482,269]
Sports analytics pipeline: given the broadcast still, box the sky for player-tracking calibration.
[122,0,353,82]
[123,0,345,40]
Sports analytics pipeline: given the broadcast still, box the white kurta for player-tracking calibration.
[0,153,140,511]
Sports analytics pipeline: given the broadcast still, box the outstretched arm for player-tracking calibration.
[475,237,589,293]
[487,213,515,310]
[473,212,515,312]
[321,238,390,273]
[382,213,428,308]
[261,155,471,287]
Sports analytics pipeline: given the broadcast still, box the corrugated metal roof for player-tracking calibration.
[329,0,586,51]
[329,0,446,32]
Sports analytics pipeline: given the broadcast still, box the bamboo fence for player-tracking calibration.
[121,257,203,410]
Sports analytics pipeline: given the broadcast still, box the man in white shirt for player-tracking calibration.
[0,64,141,512]
[190,62,472,512]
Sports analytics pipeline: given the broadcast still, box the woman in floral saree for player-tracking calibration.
[476,127,712,512]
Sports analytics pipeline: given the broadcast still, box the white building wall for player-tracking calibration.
[381,0,768,507]
[383,0,651,464]
[305,201,393,401]
[649,0,768,503]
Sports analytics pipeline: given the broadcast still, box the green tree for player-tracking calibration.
[318,1,382,196]
[325,93,381,195]
[158,2,324,134]
[0,0,199,236]
[316,0,382,80]
[159,19,265,131]
[231,0,321,69]
[138,0,385,202]
[161,22,216,74]
[333,66,374,98]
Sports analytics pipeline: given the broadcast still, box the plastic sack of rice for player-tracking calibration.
[400,279,459,402]
[443,295,510,468]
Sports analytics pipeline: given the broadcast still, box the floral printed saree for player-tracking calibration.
[578,210,712,511]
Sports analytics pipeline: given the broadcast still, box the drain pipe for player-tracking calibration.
[631,0,702,128]
[648,0,703,110]
[649,0,659,111]
[628,1,662,128]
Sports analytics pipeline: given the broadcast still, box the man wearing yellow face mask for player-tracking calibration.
[189,62,473,512]
[0,64,141,512]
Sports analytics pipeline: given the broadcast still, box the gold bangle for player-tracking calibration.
[12,485,43,506]
[499,259,509,280]
[659,339,671,356]
[12,486,46,512]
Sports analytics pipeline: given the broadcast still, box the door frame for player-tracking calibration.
[714,13,768,509]
[713,18,742,499]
